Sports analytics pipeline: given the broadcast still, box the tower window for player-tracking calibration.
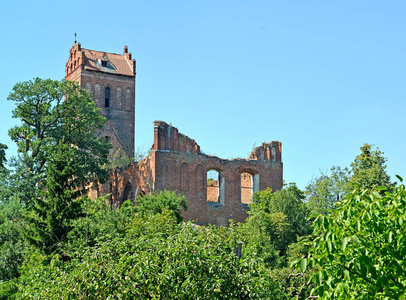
[101,60,108,67]
[105,87,110,108]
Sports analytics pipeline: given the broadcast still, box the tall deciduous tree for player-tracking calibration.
[296,177,406,299]
[347,143,392,192]
[241,186,311,266]
[305,166,350,216]
[7,78,111,204]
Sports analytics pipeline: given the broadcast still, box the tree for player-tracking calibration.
[12,212,285,299]
[295,177,406,299]
[0,197,26,282]
[135,190,187,223]
[347,143,393,192]
[24,141,85,256]
[7,78,111,204]
[305,166,350,216]
[0,143,7,169]
[241,186,311,266]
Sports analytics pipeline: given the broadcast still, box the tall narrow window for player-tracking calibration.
[240,172,253,204]
[105,87,110,108]
[207,169,225,205]
[241,172,260,204]
[207,170,219,203]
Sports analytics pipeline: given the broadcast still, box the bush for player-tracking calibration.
[135,190,187,223]
[13,212,285,299]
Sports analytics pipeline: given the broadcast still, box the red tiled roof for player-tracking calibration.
[82,48,135,77]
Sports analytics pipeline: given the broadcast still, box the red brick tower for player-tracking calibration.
[65,42,136,159]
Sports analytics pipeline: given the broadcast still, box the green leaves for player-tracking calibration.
[12,212,283,299]
[297,183,406,299]
[7,78,111,204]
[348,144,393,193]
[135,190,187,223]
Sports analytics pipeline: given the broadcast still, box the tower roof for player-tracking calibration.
[65,43,136,78]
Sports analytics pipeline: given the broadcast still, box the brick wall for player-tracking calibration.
[93,121,283,226]
[65,43,136,158]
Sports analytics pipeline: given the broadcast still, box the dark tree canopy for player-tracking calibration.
[7,78,111,203]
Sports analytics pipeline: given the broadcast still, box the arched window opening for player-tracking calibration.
[207,170,219,202]
[105,87,110,108]
[207,169,225,204]
[241,172,253,204]
[241,172,260,204]
[122,182,135,203]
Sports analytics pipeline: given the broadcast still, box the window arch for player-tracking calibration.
[240,171,259,204]
[122,182,135,203]
[207,169,225,205]
[105,87,110,108]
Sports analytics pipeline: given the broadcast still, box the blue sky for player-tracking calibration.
[1,0,405,189]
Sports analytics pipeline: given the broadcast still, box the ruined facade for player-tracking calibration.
[66,44,283,226]
[92,121,283,226]
[65,43,136,158]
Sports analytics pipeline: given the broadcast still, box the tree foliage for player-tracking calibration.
[11,211,285,299]
[348,143,393,192]
[305,166,350,216]
[240,186,310,267]
[7,78,111,204]
[296,177,406,299]
[135,190,187,223]
[0,198,26,282]
[23,141,85,256]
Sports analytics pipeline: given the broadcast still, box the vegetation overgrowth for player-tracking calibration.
[1,78,404,299]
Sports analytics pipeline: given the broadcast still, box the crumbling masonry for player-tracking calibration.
[66,43,283,226]
[90,121,283,226]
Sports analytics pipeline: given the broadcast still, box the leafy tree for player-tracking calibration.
[295,177,406,299]
[12,212,285,299]
[135,190,187,223]
[305,166,350,216]
[0,197,26,282]
[250,187,310,239]
[241,186,310,266]
[347,143,393,192]
[7,78,110,204]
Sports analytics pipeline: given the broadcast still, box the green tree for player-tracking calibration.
[241,186,310,266]
[0,143,7,169]
[13,212,285,299]
[295,177,406,299]
[0,197,26,282]
[305,166,350,216]
[135,190,187,223]
[23,141,85,256]
[7,78,110,204]
[347,143,393,192]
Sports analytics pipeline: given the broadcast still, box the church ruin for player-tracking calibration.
[65,43,283,226]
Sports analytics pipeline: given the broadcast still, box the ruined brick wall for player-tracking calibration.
[65,43,136,158]
[91,153,155,207]
[91,121,283,226]
[151,121,283,226]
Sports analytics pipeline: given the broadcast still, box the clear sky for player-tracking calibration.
[1,0,405,190]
